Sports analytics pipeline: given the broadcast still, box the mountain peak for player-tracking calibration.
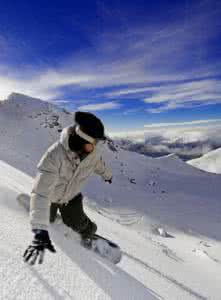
[7,92,41,102]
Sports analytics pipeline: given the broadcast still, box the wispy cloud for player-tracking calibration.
[0,0,220,115]
[0,73,59,101]
[143,79,221,113]
[122,107,144,115]
[78,101,121,111]
[0,70,96,101]
[144,119,221,128]
[106,87,156,98]
[52,100,70,104]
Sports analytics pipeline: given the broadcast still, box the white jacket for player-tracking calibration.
[30,125,112,230]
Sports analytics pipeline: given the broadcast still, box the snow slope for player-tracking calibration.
[188,147,221,174]
[1,93,221,299]
[0,160,155,300]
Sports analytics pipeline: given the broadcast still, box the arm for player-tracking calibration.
[30,147,60,231]
[24,146,59,265]
[94,156,112,181]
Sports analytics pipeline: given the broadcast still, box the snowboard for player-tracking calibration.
[17,193,122,264]
[81,234,122,264]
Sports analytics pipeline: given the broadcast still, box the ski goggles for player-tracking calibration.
[75,125,107,146]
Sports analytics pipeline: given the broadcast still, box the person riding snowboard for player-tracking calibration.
[23,111,112,265]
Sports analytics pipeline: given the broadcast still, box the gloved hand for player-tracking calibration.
[105,177,112,184]
[23,230,56,265]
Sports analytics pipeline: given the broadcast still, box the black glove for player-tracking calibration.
[105,177,112,184]
[23,230,56,265]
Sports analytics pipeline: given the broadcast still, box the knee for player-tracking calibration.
[80,219,97,239]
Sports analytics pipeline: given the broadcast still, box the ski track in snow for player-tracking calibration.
[192,248,220,264]
[141,236,184,263]
[96,206,144,226]
[122,252,207,300]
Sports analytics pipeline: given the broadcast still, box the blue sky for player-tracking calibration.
[0,0,221,132]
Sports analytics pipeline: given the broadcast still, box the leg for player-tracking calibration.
[59,193,97,238]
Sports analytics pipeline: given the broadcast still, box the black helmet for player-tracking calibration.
[74,111,106,140]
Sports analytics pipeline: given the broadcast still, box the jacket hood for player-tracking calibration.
[59,125,74,151]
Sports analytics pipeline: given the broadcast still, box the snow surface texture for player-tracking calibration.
[0,93,221,299]
[188,147,221,174]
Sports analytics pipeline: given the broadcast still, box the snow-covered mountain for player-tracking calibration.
[1,93,221,299]
[188,147,221,174]
[0,92,72,176]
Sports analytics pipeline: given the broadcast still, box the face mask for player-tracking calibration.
[68,134,87,152]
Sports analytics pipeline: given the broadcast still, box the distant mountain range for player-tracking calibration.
[114,137,221,161]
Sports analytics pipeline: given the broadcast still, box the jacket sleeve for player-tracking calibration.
[94,156,112,181]
[30,147,60,231]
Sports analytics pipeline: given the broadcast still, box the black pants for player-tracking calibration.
[50,193,97,238]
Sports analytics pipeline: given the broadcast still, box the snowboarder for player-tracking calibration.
[23,111,112,265]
